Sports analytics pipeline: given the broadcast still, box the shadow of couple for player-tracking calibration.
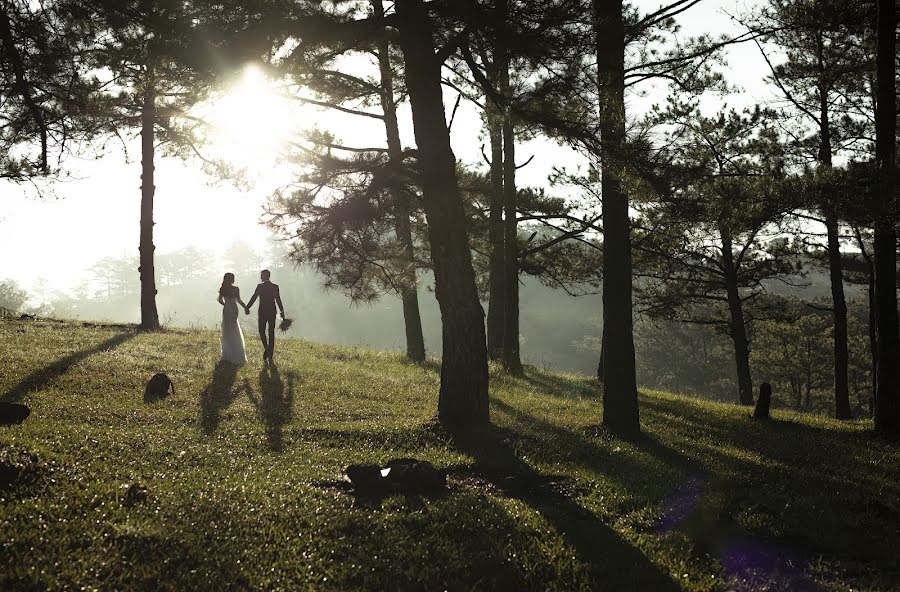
[199,361,297,451]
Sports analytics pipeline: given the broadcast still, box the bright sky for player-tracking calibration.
[0,0,771,298]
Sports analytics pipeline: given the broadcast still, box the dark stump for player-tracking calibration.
[753,382,772,420]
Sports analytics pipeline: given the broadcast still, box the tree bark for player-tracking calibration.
[867,253,878,402]
[595,0,639,436]
[825,212,852,418]
[500,68,522,375]
[720,225,754,405]
[374,0,425,363]
[597,331,605,383]
[815,64,852,419]
[856,228,878,406]
[486,96,505,361]
[873,0,900,434]
[139,81,160,331]
[395,0,489,428]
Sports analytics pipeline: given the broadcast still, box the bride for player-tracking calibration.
[218,273,248,365]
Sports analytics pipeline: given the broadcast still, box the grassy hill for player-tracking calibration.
[1,319,898,591]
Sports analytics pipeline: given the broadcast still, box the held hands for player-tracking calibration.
[244,306,250,315]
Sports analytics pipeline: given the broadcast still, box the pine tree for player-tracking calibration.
[68,0,253,330]
[393,0,489,426]
[594,0,639,434]
[0,0,95,181]
[266,0,427,362]
[750,0,875,418]
[637,104,798,406]
[447,0,593,374]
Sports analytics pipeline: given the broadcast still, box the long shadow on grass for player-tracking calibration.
[448,424,680,590]
[492,397,696,486]
[316,489,600,589]
[248,364,297,451]
[640,396,900,585]
[487,400,841,590]
[639,396,897,493]
[1,330,136,403]
[100,530,251,590]
[199,361,242,434]
[522,368,599,399]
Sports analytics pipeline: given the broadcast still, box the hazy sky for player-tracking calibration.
[0,0,770,299]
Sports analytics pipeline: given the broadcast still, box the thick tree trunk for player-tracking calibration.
[873,0,900,434]
[873,225,900,430]
[139,83,160,331]
[374,0,425,363]
[595,0,639,436]
[721,226,754,405]
[501,85,523,375]
[486,99,505,361]
[868,257,878,402]
[396,0,489,428]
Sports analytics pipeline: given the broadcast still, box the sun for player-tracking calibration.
[208,64,295,169]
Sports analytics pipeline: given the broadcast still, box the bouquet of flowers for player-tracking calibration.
[279,317,294,333]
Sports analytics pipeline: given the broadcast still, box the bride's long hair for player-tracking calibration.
[219,273,236,298]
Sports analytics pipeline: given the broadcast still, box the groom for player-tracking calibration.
[245,269,286,363]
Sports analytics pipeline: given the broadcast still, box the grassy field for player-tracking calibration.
[1,319,899,591]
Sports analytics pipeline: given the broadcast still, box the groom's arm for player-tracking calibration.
[246,285,260,308]
[275,285,285,317]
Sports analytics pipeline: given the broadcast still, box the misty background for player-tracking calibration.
[1,235,874,416]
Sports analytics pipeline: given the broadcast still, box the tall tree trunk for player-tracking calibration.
[500,69,523,375]
[597,332,605,383]
[825,212,852,418]
[720,225,754,405]
[395,0,489,428]
[867,252,878,403]
[395,205,426,362]
[374,0,425,363]
[855,227,878,405]
[815,59,852,419]
[869,265,878,406]
[486,97,505,361]
[873,0,900,434]
[805,340,813,408]
[595,0,639,436]
[139,81,160,331]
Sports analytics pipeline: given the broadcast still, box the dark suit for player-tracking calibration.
[247,281,284,358]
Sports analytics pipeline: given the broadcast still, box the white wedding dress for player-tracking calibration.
[220,291,247,365]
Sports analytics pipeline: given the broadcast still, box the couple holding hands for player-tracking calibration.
[218,269,287,365]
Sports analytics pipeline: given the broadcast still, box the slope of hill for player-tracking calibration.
[1,319,898,591]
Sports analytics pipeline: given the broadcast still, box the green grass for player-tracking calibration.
[1,319,898,591]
